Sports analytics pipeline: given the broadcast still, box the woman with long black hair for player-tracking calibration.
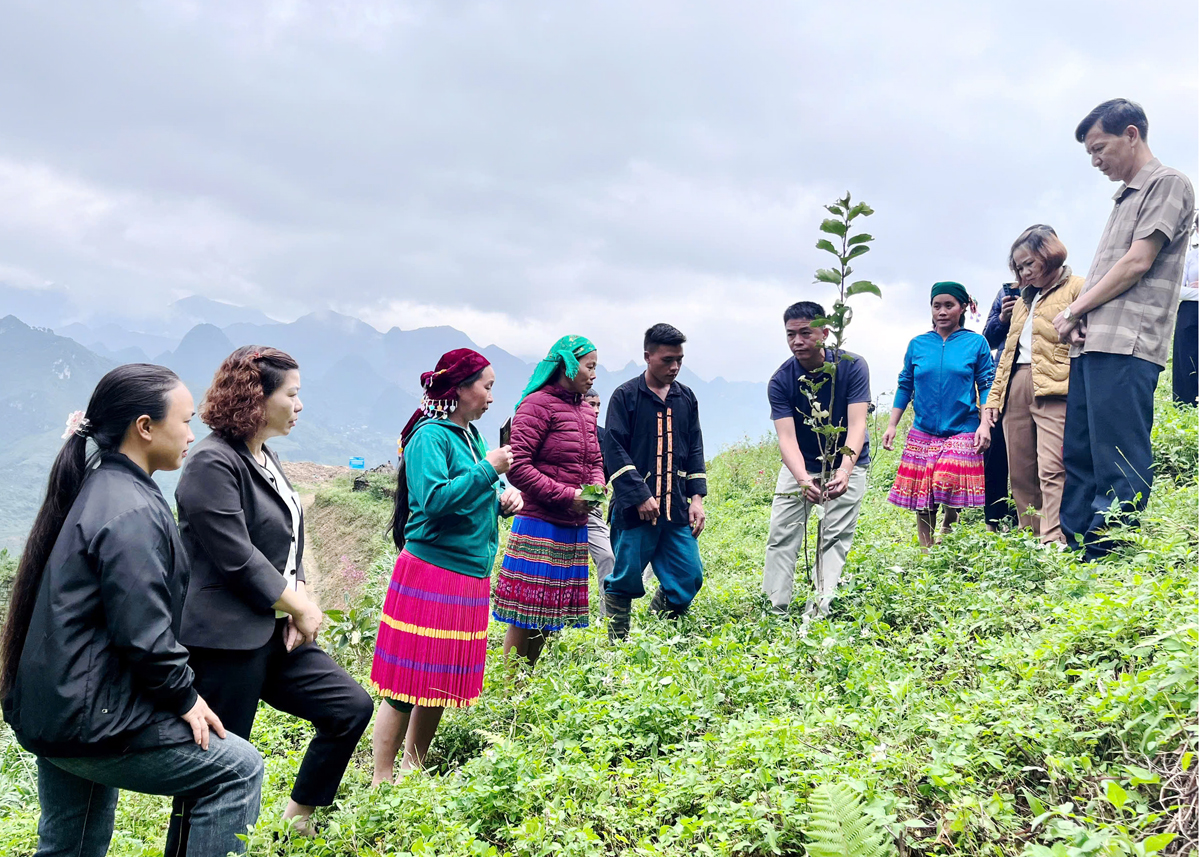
[170,346,373,842]
[369,348,522,782]
[0,364,264,857]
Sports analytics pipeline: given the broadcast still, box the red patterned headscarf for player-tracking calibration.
[399,348,491,448]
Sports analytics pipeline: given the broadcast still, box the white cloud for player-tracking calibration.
[0,0,1195,381]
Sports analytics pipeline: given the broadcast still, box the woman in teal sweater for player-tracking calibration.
[883,283,995,548]
[369,349,522,782]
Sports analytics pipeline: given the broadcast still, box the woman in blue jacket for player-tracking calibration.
[883,282,995,548]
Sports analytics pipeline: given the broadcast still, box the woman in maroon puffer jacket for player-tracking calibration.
[492,335,604,666]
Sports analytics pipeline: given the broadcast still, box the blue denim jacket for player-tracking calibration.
[893,329,995,437]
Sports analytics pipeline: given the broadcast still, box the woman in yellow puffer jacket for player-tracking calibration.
[984,225,1084,543]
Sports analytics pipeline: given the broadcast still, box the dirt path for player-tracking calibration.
[300,492,324,605]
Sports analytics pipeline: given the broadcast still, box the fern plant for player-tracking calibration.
[805,782,893,857]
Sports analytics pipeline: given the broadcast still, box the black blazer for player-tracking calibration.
[176,433,306,651]
[3,453,196,757]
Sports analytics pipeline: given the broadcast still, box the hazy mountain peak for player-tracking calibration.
[170,296,279,328]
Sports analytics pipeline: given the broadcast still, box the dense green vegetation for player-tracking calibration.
[0,391,1195,857]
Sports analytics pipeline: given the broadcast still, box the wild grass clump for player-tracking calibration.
[0,391,1194,857]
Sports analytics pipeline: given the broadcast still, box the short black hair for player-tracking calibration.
[644,323,686,352]
[1075,98,1148,143]
[583,387,599,399]
[783,301,826,324]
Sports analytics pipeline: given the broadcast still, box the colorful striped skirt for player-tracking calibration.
[887,427,986,511]
[491,516,589,631]
[369,550,490,709]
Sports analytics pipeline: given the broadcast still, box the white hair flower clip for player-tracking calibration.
[62,410,91,440]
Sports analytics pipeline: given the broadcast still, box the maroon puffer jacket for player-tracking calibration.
[507,385,605,527]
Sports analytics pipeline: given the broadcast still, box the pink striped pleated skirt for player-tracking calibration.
[369,550,490,708]
[887,427,986,511]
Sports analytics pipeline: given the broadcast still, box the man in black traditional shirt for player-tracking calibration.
[601,323,707,640]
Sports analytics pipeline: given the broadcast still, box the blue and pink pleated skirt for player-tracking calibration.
[369,550,490,708]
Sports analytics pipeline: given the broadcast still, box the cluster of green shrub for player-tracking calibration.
[0,390,1194,857]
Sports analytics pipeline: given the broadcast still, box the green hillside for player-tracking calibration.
[0,390,1195,857]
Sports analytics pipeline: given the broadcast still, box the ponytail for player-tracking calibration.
[389,455,411,551]
[0,364,180,697]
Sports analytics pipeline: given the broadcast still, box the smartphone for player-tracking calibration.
[499,417,512,448]
[1003,283,1021,299]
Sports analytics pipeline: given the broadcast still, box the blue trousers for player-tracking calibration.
[1061,352,1161,558]
[604,522,703,611]
[34,732,262,857]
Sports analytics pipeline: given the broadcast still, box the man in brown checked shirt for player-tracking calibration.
[1053,99,1195,559]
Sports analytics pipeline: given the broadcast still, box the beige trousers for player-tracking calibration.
[762,464,867,616]
[1002,364,1068,543]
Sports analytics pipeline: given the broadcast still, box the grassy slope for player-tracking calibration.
[0,392,1195,857]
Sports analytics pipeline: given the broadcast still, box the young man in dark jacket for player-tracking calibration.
[601,324,707,639]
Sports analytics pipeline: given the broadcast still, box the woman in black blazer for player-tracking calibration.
[168,346,372,845]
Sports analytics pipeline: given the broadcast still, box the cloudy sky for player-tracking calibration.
[1,0,1196,386]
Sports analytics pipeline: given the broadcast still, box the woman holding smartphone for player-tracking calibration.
[984,225,1083,543]
[370,349,522,780]
[980,282,1020,532]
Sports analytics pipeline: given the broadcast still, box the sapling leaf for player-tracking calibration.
[847,281,882,298]
[1104,780,1128,811]
[815,269,842,284]
[819,218,848,237]
[847,233,873,246]
[816,239,839,255]
[580,484,607,507]
[845,245,870,261]
[1143,834,1177,855]
[848,202,875,218]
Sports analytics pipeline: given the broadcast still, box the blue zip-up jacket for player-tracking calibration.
[893,329,995,437]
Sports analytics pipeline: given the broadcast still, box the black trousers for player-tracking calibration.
[1061,352,1161,559]
[1172,300,1197,406]
[165,620,373,854]
[983,417,1016,525]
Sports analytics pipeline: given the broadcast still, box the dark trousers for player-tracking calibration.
[165,620,373,854]
[1172,300,1197,406]
[983,417,1016,525]
[1061,352,1162,558]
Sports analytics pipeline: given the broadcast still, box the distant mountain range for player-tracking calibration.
[0,295,771,549]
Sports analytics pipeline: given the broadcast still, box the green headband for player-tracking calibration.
[516,334,597,406]
[931,281,971,305]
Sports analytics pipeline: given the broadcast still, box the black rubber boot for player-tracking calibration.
[649,588,685,620]
[605,593,631,641]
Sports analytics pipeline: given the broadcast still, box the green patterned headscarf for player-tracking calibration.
[517,335,597,405]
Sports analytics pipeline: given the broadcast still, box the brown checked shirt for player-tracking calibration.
[1073,158,1195,368]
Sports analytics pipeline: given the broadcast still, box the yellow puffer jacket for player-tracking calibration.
[986,267,1084,412]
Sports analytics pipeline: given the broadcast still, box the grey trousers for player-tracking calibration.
[588,509,656,616]
[588,508,616,616]
[762,464,867,615]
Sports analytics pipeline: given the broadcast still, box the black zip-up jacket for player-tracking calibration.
[602,374,707,531]
[2,454,197,758]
